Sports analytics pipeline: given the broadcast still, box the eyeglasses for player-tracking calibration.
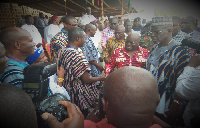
[149,30,163,35]
[66,23,78,27]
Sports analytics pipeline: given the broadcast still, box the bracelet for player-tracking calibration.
[173,100,181,105]
[57,78,64,83]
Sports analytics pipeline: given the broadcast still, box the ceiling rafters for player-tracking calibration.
[103,1,118,10]
[51,1,76,12]
[38,3,65,14]
[68,0,85,10]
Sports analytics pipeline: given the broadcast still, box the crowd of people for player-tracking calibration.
[0,6,200,128]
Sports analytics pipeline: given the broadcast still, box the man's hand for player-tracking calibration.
[99,73,106,81]
[97,65,104,72]
[41,101,84,128]
[104,57,109,64]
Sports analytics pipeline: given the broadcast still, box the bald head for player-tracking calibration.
[103,66,159,127]
[127,32,140,40]
[115,25,125,40]
[85,23,97,37]
[110,18,119,30]
[125,32,141,51]
[0,27,31,49]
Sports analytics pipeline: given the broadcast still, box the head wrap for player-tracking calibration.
[151,16,173,26]
[51,15,58,21]
[25,48,43,64]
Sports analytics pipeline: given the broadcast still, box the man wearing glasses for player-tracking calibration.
[146,17,190,126]
[101,18,119,50]
[103,25,126,64]
[50,15,78,62]
[104,32,149,75]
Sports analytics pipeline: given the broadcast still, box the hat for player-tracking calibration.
[94,19,98,23]
[25,49,43,64]
[51,15,58,21]
[151,16,173,26]
[134,17,141,22]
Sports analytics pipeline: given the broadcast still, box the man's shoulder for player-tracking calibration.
[51,31,67,42]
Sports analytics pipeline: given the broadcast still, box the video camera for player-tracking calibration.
[181,36,200,54]
[22,62,69,128]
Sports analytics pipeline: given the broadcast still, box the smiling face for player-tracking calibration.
[125,33,140,51]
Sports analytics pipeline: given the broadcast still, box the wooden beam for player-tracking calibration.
[51,1,76,12]
[18,0,53,6]
[68,0,85,10]
[38,3,65,14]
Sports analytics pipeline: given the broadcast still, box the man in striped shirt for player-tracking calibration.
[0,27,35,88]
[50,15,78,62]
[146,17,190,126]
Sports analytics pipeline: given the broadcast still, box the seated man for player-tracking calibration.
[0,27,35,88]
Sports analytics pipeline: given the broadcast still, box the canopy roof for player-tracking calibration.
[2,0,137,17]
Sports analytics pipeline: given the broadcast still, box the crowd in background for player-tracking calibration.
[0,6,200,128]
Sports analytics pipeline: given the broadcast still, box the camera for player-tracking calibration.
[22,62,69,128]
[181,36,200,54]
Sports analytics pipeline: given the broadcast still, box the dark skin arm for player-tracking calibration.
[89,60,104,72]
[80,71,105,84]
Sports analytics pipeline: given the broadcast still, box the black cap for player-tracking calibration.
[134,17,141,22]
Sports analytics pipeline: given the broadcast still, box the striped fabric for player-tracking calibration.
[50,30,68,62]
[103,36,126,59]
[146,43,190,114]
[0,60,29,89]
[80,35,101,77]
[105,46,149,74]
[58,47,98,110]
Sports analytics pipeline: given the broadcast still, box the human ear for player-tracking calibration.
[14,41,20,49]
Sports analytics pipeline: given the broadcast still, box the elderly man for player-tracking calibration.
[105,32,149,75]
[80,23,104,79]
[146,17,190,126]
[0,27,35,88]
[103,25,126,63]
[101,18,119,50]
[50,15,78,62]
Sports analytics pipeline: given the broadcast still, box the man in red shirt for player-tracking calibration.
[105,32,149,75]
